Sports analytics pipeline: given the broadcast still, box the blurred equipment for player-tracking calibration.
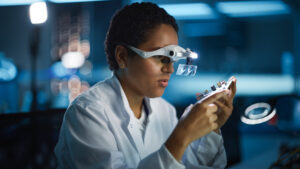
[29,1,48,111]
[241,102,276,125]
[241,95,300,130]
[0,109,65,169]
[50,4,91,107]
[0,52,17,82]
[269,144,300,169]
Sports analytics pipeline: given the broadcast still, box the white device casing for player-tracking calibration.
[128,45,192,62]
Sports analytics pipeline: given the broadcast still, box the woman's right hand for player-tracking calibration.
[178,90,228,143]
[165,90,228,161]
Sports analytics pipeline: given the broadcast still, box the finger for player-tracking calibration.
[215,100,232,116]
[218,94,230,106]
[202,90,228,106]
[224,97,233,108]
[181,104,194,119]
[215,100,229,110]
[218,97,225,103]
[206,103,218,114]
[218,94,232,107]
[185,104,194,113]
[229,76,237,98]
[211,122,218,130]
[208,114,218,122]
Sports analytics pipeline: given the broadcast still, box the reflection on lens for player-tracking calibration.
[241,102,276,125]
[176,64,197,76]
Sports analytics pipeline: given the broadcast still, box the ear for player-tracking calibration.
[115,45,128,69]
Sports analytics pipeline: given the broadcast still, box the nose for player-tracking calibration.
[162,62,174,74]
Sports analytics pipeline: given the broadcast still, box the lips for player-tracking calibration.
[158,79,169,87]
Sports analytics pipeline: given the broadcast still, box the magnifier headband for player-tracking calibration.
[127,45,197,62]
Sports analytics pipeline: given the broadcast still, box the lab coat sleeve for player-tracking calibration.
[57,103,128,169]
[182,132,227,169]
[138,145,185,169]
[180,105,227,169]
[56,102,186,169]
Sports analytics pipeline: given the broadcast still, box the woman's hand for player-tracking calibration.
[212,76,237,133]
[178,90,229,142]
[166,77,237,162]
[165,90,228,161]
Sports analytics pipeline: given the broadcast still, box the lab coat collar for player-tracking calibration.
[111,74,153,122]
[111,74,156,157]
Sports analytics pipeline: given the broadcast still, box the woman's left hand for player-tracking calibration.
[214,76,237,132]
[197,76,237,134]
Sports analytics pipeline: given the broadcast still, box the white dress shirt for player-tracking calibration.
[54,75,227,169]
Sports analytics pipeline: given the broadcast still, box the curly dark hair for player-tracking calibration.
[104,2,178,71]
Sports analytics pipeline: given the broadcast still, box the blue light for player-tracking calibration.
[0,53,17,82]
[0,0,40,6]
[159,3,217,20]
[50,0,107,3]
[163,74,295,105]
[29,1,48,24]
[216,1,290,17]
[0,0,107,6]
[183,22,225,37]
[51,61,69,77]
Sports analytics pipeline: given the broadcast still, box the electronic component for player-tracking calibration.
[196,78,233,103]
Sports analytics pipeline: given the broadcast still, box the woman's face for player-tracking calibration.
[122,24,178,98]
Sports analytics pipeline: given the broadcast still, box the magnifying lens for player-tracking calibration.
[241,102,277,125]
[176,64,197,76]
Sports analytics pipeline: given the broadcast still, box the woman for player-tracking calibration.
[55,2,237,169]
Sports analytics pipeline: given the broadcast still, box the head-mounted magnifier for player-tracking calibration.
[127,45,198,63]
[127,45,198,76]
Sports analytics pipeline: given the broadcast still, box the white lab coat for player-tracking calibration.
[54,75,227,169]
